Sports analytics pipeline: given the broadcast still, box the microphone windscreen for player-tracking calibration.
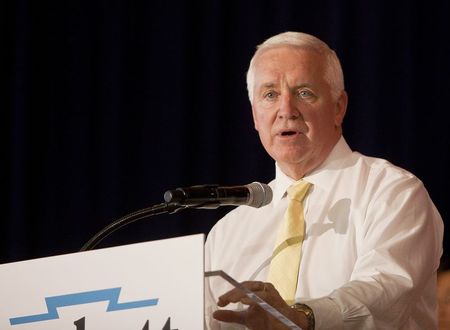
[246,182,273,208]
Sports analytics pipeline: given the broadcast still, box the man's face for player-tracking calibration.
[251,46,347,179]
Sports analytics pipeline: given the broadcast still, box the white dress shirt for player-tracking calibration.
[205,137,443,329]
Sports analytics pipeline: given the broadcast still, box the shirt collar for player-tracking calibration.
[272,137,352,206]
[272,164,296,206]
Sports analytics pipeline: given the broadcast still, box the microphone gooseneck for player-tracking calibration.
[81,182,272,251]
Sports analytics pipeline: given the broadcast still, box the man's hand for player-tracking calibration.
[212,281,309,330]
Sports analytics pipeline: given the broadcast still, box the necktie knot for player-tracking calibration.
[287,180,312,203]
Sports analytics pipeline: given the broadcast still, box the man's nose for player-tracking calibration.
[277,93,299,120]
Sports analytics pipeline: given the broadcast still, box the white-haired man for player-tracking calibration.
[204,31,443,329]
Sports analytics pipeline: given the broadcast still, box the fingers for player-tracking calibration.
[214,298,286,330]
[217,281,276,307]
[213,309,247,324]
[213,282,296,329]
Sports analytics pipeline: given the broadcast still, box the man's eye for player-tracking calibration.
[297,90,313,98]
[264,91,278,100]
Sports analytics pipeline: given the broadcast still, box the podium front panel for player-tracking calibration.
[0,234,204,329]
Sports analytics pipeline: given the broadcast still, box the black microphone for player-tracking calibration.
[163,182,273,209]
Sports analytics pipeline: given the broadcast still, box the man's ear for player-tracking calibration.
[334,91,348,127]
[251,105,260,131]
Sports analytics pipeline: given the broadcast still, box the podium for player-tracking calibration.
[0,234,204,329]
[1,234,303,330]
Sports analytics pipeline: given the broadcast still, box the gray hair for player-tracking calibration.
[246,31,345,103]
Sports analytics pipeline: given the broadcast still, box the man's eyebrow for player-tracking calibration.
[257,82,313,91]
[256,82,278,92]
[292,83,313,89]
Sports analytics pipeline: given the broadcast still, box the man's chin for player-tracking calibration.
[273,150,310,165]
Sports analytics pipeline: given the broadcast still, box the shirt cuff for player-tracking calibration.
[300,297,343,330]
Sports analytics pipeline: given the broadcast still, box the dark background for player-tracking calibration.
[2,0,449,264]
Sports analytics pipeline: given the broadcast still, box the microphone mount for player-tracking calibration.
[80,202,186,252]
[80,182,272,252]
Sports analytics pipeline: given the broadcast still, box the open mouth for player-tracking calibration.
[280,130,298,136]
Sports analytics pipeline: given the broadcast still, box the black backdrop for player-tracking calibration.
[3,0,449,264]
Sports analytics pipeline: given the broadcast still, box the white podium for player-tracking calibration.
[0,234,204,329]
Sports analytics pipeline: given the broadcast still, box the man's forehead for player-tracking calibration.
[253,47,323,75]
[253,62,321,89]
[254,45,321,64]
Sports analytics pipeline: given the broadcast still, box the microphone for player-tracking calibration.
[164,182,273,209]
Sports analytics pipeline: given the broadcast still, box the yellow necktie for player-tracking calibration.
[267,180,312,304]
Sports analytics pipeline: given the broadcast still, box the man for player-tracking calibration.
[204,31,444,329]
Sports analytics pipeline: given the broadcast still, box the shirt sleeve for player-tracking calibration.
[303,177,443,329]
